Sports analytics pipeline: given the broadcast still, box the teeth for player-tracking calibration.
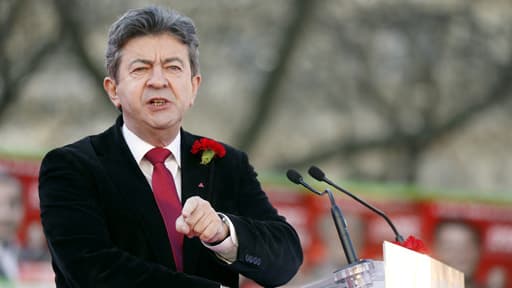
[151,100,166,106]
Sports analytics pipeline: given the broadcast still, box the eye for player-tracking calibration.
[166,65,183,72]
[132,66,148,73]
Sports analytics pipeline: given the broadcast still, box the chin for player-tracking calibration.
[151,118,180,129]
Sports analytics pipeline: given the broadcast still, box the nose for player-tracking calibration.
[146,66,168,88]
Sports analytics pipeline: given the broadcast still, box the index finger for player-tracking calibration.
[181,196,201,218]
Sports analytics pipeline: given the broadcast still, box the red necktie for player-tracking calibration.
[145,147,183,272]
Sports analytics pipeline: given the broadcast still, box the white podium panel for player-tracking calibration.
[383,241,464,288]
[301,241,464,288]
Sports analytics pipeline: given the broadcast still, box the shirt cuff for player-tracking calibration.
[202,213,238,263]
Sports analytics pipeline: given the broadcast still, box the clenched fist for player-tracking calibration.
[175,196,229,244]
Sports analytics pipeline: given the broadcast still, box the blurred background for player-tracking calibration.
[1,0,511,287]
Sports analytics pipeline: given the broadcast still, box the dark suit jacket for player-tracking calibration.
[39,117,302,287]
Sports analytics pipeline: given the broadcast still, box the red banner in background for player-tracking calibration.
[264,184,512,288]
[423,201,512,287]
[1,156,511,287]
[0,157,41,246]
[0,156,54,283]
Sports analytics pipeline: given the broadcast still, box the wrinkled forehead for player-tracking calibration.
[120,34,190,64]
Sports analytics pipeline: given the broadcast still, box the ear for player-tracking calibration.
[189,74,202,107]
[103,77,120,108]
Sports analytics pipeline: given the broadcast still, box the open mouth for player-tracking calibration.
[149,99,167,106]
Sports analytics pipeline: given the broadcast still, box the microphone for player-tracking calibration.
[286,169,323,195]
[286,169,358,264]
[308,166,405,243]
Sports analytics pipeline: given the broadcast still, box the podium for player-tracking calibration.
[303,241,464,288]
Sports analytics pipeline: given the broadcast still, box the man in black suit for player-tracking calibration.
[39,6,302,288]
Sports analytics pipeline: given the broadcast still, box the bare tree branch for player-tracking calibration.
[0,0,25,45]
[0,37,61,123]
[13,38,61,85]
[278,59,512,170]
[53,0,109,106]
[236,0,315,152]
[0,0,26,115]
[0,0,52,122]
[277,3,512,184]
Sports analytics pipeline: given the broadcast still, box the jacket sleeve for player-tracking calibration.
[221,151,303,287]
[39,147,219,287]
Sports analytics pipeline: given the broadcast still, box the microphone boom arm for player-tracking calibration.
[286,169,359,264]
[324,178,404,243]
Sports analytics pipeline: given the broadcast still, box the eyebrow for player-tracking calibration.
[163,57,185,66]
[128,57,185,67]
[128,59,152,67]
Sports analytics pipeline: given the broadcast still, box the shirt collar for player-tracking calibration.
[122,125,181,167]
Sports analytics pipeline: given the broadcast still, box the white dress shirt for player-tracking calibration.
[121,125,238,264]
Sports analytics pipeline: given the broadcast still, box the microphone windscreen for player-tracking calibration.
[308,166,325,181]
[286,169,303,184]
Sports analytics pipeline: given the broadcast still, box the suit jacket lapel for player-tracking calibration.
[180,130,214,273]
[92,117,176,269]
[180,130,212,203]
[92,120,216,274]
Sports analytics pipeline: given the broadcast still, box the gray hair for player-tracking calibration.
[105,6,200,80]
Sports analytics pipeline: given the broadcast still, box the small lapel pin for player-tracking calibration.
[198,182,205,188]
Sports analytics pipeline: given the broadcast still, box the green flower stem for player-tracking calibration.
[200,149,215,165]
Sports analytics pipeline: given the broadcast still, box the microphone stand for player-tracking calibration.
[326,188,358,264]
[286,169,384,287]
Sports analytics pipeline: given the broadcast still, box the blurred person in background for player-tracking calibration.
[38,5,302,288]
[433,219,482,288]
[18,221,51,262]
[0,171,23,281]
[485,266,507,288]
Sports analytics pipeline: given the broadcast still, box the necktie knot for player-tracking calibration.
[145,147,171,165]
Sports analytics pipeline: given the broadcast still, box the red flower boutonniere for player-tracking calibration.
[191,138,226,165]
[394,235,428,254]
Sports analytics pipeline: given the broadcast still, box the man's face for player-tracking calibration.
[434,223,480,277]
[104,34,201,140]
[0,178,22,242]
